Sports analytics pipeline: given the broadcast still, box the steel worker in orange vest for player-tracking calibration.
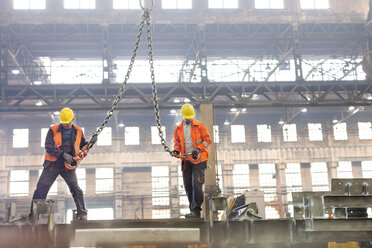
[30,107,96,221]
[173,104,212,218]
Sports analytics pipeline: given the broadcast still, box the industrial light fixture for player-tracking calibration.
[170,109,176,114]
[332,120,338,124]
[242,108,247,112]
[230,108,237,112]
[253,94,258,98]
[53,111,60,115]
[118,122,125,128]
[35,101,43,106]
[184,98,190,103]
[224,121,230,126]
[301,108,308,113]
[173,98,180,103]
[12,69,20,75]
[348,106,355,111]
[278,120,284,125]
[33,81,42,85]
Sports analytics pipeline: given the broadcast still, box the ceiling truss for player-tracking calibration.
[1,80,371,112]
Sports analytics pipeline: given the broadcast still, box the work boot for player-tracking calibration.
[77,212,87,221]
[185,211,201,218]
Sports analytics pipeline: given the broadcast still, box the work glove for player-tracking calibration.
[172,150,180,156]
[191,148,201,159]
[63,153,74,165]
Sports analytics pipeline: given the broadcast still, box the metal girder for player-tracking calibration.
[0,27,8,87]
[5,30,49,85]
[1,218,372,247]
[5,23,366,58]
[0,80,372,112]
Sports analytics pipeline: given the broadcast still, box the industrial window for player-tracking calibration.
[41,128,49,147]
[337,161,353,178]
[125,127,140,145]
[308,123,323,141]
[151,126,166,145]
[333,123,348,141]
[265,206,280,219]
[87,208,114,220]
[259,164,277,202]
[311,162,329,191]
[300,0,329,9]
[362,161,372,178]
[64,0,95,9]
[178,169,189,206]
[38,169,58,195]
[285,163,302,202]
[233,164,250,194]
[66,208,114,222]
[255,0,284,9]
[358,122,372,140]
[231,125,245,143]
[282,124,297,142]
[9,170,29,196]
[152,166,170,206]
[257,124,272,142]
[13,0,46,9]
[180,208,189,217]
[213,125,220,143]
[162,0,192,9]
[208,0,238,9]
[97,127,112,146]
[152,209,171,219]
[13,128,29,148]
[96,168,114,193]
[113,0,142,9]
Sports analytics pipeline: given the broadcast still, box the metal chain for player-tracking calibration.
[86,12,146,149]
[144,11,173,155]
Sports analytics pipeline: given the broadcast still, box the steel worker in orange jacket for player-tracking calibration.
[30,107,96,221]
[173,104,212,218]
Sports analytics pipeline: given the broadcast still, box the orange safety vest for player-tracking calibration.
[44,124,83,162]
[173,119,212,163]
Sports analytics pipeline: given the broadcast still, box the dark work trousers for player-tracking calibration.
[182,161,206,214]
[31,159,87,215]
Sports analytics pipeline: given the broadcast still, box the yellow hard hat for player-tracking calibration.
[180,104,195,119]
[59,107,74,124]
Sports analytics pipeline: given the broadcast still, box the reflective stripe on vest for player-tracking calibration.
[44,124,82,162]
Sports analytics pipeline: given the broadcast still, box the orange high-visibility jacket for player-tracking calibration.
[173,119,212,163]
[44,124,83,162]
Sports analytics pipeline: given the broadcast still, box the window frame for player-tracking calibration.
[9,170,29,196]
[13,128,29,148]
[231,125,246,143]
[13,0,46,9]
[64,0,96,9]
[255,0,284,9]
[208,0,239,9]
[161,0,192,9]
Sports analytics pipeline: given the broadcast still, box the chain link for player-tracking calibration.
[86,12,146,149]
[145,11,173,155]
[87,9,172,157]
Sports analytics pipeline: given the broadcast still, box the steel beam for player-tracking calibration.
[2,218,372,247]
[0,80,371,112]
[4,23,366,58]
